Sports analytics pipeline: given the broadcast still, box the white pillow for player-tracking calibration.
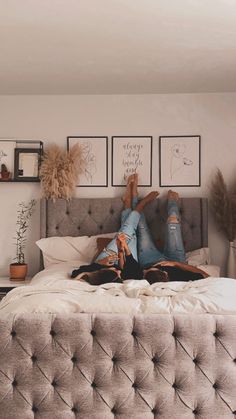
[186,247,210,266]
[36,232,117,268]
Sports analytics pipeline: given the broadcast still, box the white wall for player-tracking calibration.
[0,93,235,277]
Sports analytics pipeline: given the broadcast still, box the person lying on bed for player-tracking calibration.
[71,176,159,284]
[129,173,209,283]
[71,174,208,284]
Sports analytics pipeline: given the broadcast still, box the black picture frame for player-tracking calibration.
[14,148,42,182]
[159,135,201,187]
[67,136,108,187]
[111,136,153,187]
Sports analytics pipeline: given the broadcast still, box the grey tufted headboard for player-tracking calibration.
[40,197,208,252]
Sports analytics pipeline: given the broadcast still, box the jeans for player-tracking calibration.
[95,207,140,265]
[95,197,186,269]
[137,198,186,268]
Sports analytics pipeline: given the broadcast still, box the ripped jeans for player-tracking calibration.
[95,197,186,269]
[95,207,140,265]
[135,197,186,268]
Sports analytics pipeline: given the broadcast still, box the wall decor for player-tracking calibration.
[14,148,42,181]
[112,136,152,186]
[159,135,201,187]
[0,140,16,179]
[67,136,108,187]
[0,140,43,182]
[40,144,84,200]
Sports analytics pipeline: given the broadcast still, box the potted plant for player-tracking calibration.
[10,199,36,280]
[210,169,236,277]
[1,163,11,180]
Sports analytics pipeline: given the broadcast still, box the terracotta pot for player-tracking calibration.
[1,171,11,180]
[10,263,28,281]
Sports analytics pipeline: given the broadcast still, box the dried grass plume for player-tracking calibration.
[40,144,84,200]
[210,169,236,241]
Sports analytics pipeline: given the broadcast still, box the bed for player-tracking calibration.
[0,197,236,419]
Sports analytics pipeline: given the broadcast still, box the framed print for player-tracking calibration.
[0,140,16,178]
[112,136,152,186]
[14,148,41,181]
[159,135,201,187]
[67,136,108,187]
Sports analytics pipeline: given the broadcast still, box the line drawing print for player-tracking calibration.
[0,150,7,164]
[81,141,97,184]
[170,143,193,179]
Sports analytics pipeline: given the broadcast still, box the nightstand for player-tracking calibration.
[0,277,31,300]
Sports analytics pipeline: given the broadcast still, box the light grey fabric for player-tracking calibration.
[0,313,235,419]
[40,197,208,252]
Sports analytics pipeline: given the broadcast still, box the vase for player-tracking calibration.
[227,241,236,279]
[10,263,28,281]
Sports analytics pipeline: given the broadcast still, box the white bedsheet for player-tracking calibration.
[0,261,235,315]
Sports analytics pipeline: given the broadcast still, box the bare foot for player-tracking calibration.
[167,190,180,223]
[168,190,179,202]
[136,191,159,212]
[122,177,133,208]
[126,174,136,185]
[132,173,138,197]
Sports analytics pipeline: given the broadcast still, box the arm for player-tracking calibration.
[117,233,132,256]
[157,260,209,278]
[96,254,118,266]
[117,233,143,279]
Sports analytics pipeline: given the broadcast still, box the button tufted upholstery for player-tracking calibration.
[40,197,208,256]
[0,313,236,419]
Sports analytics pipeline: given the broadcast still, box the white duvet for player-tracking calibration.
[0,261,236,315]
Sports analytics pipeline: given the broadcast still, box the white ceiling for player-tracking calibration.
[0,0,236,94]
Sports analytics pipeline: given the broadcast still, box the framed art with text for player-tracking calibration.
[159,135,201,187]
[67,136,108,187]
[112,136,152,186]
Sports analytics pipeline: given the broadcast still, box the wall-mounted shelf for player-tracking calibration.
[0,179,40,183]
[0,139,43,182]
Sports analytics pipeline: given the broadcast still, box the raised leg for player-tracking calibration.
[163,190,186,262]
[121,174,137,224]
[95,210,140,264]
[131,174,165,268]
[96,191,159,265]
[137,212,165,268]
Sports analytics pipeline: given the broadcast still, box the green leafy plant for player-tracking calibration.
[14,200,36,264]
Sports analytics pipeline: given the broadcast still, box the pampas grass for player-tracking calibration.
[210,169,236,241]
[40,144,84,200]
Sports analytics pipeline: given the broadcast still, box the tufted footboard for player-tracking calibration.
[0,313,236,419]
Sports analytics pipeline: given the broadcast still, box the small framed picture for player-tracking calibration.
[14,148,41,181]
[67,136,108,187]
[112,136,152,186]
[159,135,201,187]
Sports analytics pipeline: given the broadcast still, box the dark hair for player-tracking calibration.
[83,269,120,285]
[144,268,169,284]
[158,266,204,282]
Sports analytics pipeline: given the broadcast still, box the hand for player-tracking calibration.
[116,235,124,251]
[117,233,128,248]
[97,254,118,266]
[157,260,176,267]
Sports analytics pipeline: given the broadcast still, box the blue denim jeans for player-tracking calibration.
[137,198,186,268]
[95,208,140,265]
[95,197,186,269]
